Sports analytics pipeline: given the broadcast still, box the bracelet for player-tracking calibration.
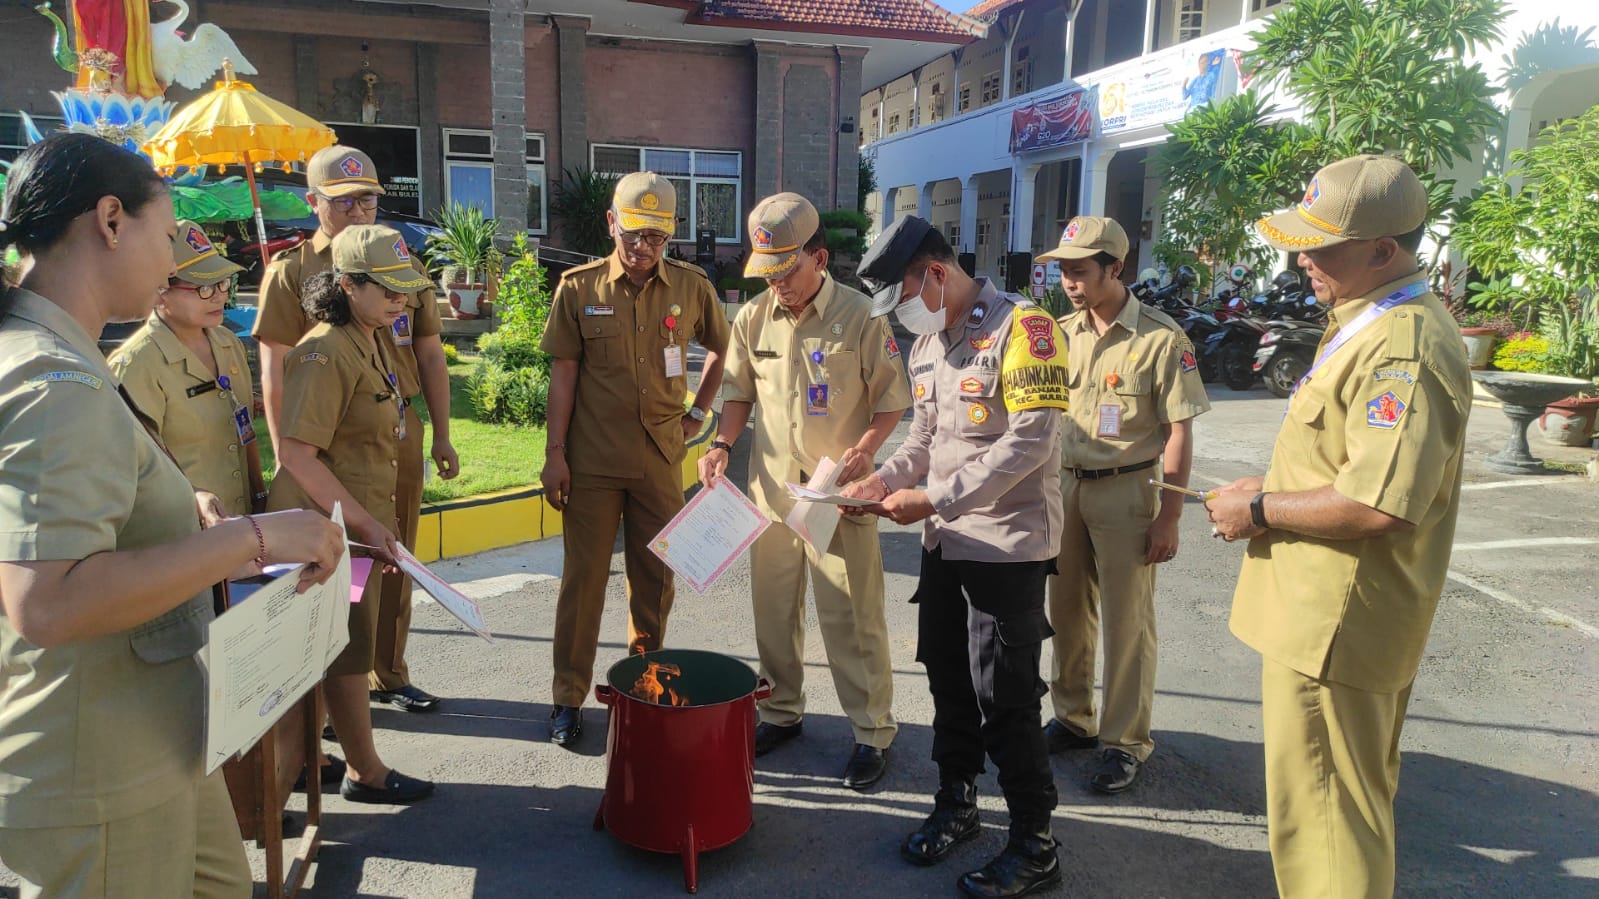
[547,442,567,453]
[243,514,267,565]
[1250,492,1270,529]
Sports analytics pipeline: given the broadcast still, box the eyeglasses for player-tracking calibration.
[618,230,670,249]
[322,193,381,213]
[162,280,228,300]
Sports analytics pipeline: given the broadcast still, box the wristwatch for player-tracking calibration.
[1250,492,1270,529]
[709,439,734,454]
[687,406,708,422]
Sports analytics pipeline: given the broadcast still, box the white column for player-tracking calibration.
[1079,147,1113,216]
[1002,10,1026,102]
[1013,163,1042,257]
[1143,0,1158,54]
[1240,0,1252,27]
[1503,103,1535,189]
[1063,0,1081,81]
[960,176,980,254]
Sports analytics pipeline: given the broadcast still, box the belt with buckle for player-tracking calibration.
[1068,458,1158,480]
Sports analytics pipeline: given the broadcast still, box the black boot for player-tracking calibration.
[956,820,1062,897]
[901,778,980,866]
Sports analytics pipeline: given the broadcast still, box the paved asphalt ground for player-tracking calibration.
[4,343,1596,898]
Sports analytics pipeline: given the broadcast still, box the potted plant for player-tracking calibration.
[1456,307,1511,370]
[425,203,500,320]
[1454,105,1599,445]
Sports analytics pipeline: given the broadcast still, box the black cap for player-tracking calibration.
[858,216,934,316]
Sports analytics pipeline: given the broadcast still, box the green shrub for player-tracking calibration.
[496,233,553,340]
[441,342,461,364]
[467,359,550,426]
[819,209,871,233]
[1493,332,1549,373]
[477,329,549,373]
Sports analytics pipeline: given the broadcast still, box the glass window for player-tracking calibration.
[696,182,738,243]
[443,128,546,233]
[593,145,641,174]
[446,162,494,218]
[592,144,744,244]
[526,165,546,235]
[644,148,693,177]
[959,84,972,113]
[695,152,740,178]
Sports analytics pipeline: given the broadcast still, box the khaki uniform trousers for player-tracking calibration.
[371,404,424,692]
[551,450,682,707]
[750,513,896,749]
[1263,657,1413,899]
[1047,471,1159,761]
[0,770,250,899]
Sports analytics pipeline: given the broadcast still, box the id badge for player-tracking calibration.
[807,384,830,416]
[1096,403,1122,438]
[233,405,257,445]
[664,345,684,378]
[392,313,413,347]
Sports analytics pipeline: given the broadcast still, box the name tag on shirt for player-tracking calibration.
[753,349,780,358]
[1097,404,1122,438]
[584,305,615,316]
[186,380,219,398]
[664,345,684,378]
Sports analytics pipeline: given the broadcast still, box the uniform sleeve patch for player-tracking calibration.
[27,370,104,389]
[300,352,329,365]
[914,382,928,400]
[1180,350,1198,373]
[1017,313,1059,361]
[885,335,901,359]
[1374,368,1416,384]
[1366,391,1406,429]
[960,377,983,394]
[1001,312,1071,413]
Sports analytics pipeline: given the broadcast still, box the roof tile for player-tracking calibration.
[692,0,986,41]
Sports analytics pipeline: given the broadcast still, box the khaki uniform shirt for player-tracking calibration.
[723,274,912,516]
[1230,277,1471,693]
[1059,294,1209,469]
[877,279,1066,563]
[110,315,257,517]
[540,254,732,478]
[265,322,402,531]
[0,289,212,827]
[253,229,442,397]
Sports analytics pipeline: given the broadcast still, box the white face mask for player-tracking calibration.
[894,271,948,335]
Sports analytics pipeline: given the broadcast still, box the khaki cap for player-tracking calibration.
[613,172,677,233]
[744,192,820,280]
[332,225,430,293]
[307,145,385,198]
[1257,154,1427,251]
[1035,216,1129,263]
[171,220,244,286]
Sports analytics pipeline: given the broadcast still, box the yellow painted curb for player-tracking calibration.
[416,405,717,561]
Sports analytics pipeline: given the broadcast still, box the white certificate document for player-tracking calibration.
[199,505,352,774]
[650,479,770,593]
[396,544,494,643]
[784,456,843,553]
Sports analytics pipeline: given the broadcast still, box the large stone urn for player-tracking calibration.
[1471,371,1591,474]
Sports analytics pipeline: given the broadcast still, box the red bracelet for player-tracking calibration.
[243,515,266,566]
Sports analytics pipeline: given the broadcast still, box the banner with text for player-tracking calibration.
[1009,86,1097,154]
[1098,48,1228,134]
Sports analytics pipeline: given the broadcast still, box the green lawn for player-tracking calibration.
[257,360,546,504]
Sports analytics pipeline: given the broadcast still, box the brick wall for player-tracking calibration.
[585,40,754,156]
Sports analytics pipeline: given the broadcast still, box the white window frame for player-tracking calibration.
[1178,0,1206,43]
[590,144,745,245]
[959,84,973,113]
[981,71,1003,105]
[442,127,548,234]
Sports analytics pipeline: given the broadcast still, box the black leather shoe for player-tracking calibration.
[293,755,346,792]
[339,769,435,805]
[370,684,441,713]
[902,779,980,866]
[753,720,802,756]
[550,705,583,746]
[1089,748,1142,794]
[1042,719,1099,754]
[842,744,888,790]
[957,825,1062,897]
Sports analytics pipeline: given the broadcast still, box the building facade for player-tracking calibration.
[860,0,1599,284]
[0,0,984,257]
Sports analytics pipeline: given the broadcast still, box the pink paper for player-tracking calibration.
[349,557,374,603]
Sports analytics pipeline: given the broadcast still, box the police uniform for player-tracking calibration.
[1232,156,1472,898]
[538,172,731,710]
[112,221,257,517]
[721,193,912,753]
[1040,218,1210,769]
[266,226,432,678]
[873,272,1070,828]
[0,288,250,898]
[252,147,443,695]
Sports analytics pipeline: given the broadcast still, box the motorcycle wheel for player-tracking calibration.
[1263,351,1308,398]
[1222,345,1257,391]
[1197,353,1219,383]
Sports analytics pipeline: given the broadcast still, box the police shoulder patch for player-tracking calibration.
[26,370,103,389]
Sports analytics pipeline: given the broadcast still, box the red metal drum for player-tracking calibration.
[593,649,771,893]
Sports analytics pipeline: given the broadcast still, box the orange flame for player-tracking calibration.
[630,661,690,707]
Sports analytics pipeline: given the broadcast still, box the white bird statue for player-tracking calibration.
[150,0,258,90]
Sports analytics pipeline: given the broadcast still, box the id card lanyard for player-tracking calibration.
[217,375,256,446]
[1291,280,1426,397]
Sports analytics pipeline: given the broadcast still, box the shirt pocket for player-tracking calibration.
[955,370,1004,438]
[1112,371,1150,400]
[581,316,624,366]
[800,338,854,387]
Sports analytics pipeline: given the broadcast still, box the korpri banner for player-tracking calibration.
[1009,86,1097,153]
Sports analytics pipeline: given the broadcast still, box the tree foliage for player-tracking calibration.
[550,167,620,259]
[1155,0,1507,272]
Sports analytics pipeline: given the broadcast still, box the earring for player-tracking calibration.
[111,237,119,247]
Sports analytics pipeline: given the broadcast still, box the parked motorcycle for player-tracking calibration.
[220,223,308,287]
[1254,314,1324,397]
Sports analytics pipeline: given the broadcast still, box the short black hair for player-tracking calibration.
[1393,223,1426,254]
[905,227,956,277]
[803,227,827,254]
